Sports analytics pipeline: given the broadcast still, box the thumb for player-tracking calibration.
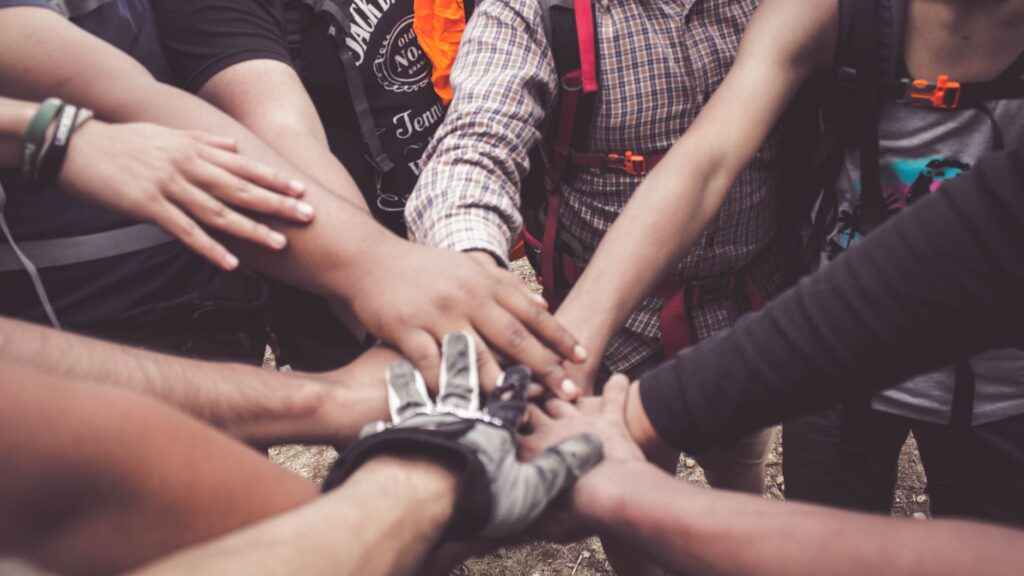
[527,433,604,499]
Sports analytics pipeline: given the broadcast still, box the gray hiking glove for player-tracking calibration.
[323,332,603,539]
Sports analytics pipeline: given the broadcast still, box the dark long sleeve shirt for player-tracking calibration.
[640,149,1024,454]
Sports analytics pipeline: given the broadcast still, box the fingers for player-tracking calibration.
[195,147,315,222]
[437,332,480,411]
[543,397,579,420]
[600,374,630,418]
[472,334,505,397]
[385,360,432,422]
[525,404,552,428]
[484,364,531,426]
[521,433,603,506]
[394,330,442,393]
[192,136,306,198]
[170,179,289,252]
[183,130,239,153]
[151,201,238,270]
[474,308,578,400]
[494,277,587,365]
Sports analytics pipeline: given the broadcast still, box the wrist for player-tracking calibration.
[572,460,655,530]
[626,381,677,465]
[354,455,459,524]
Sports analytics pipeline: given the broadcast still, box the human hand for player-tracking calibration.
[518,374,645,539]
[347,242,588,399]
[323,332,603,539]
[58,120,315,270]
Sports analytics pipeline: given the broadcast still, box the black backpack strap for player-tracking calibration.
[282,0,311,63]
[854,0,884,233]
[304,0,395,172]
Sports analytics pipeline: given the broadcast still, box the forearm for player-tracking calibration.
[556,142,731,352]
[0,363,318,575]
[638,149,1024,452]
[198,60,371,210]
[0,7,395,302]
[131,456,457,576]
[588,461,1023,576]
[556,0,832,352]
[0,315,380,445]
[0,96,38,165]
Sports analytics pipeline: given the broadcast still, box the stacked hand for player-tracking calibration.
[324,332,603,539]
[348,245,588,400]
[59,120,315,270]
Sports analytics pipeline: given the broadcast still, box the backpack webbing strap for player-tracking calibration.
[308,0,395,172]
[0,181,60,328]
[572,0,598,94]
[854,0,884,233]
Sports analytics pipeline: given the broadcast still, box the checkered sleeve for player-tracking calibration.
[405,0,558,266]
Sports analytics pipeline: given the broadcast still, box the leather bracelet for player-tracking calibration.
[36,104,80,186]
[21,98,65,181]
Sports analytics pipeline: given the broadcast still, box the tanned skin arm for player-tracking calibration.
[131,456,457,576]
[0,6,585,395]
[579,461,1024,576]
[0,316,389,447]
[523,378,1024,576]
[555,0,838,389]
[0,363,319,576]
[199,59,371,210]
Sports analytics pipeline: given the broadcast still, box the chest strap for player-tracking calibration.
[0,221,174,272]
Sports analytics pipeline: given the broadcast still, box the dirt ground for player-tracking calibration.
[271,259,933,576]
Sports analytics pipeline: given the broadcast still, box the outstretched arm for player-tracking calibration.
[631,148,1024,454]
[130,456,458,576]
[0,5,584,395]
[583,460,1024,576]
[555,0,838,386]
[522,376,1024,576]
[151,0,370,209]
[0,315,388,447]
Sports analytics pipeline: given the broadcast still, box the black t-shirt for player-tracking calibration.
[0,0,216,328]
[155,0,446,236]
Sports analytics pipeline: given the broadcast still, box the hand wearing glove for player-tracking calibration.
[323,332,603,539]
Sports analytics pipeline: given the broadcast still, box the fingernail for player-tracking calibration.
[224,253,240,269]
[269,231,287,249]
[296,202,315,219]
[289,179,306,194]
[560,378,577,397]
[574,344,588,362]
[533,293,546,305]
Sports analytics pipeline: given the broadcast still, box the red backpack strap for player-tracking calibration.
[572,0,598,93]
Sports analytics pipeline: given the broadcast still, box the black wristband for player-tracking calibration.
[35,104,79,186]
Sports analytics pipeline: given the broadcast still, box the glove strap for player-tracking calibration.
[324,428,493,540]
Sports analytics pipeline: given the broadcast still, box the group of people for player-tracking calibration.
[1,0,1023,574]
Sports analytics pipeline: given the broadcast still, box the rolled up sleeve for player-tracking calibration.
[405,0,558,265]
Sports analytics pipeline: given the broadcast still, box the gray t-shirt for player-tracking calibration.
[822,82,1024,426]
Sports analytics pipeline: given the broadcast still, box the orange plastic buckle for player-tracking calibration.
[606,151,647,176]
[901,75,962,109]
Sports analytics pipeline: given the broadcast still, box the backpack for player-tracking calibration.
[804,0,1024,431]
[801,0,1024,269]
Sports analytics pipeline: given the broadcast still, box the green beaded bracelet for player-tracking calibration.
[21,97,65,181]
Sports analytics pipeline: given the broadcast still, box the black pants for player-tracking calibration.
[88,272,367,371]
[783,404,1024,527]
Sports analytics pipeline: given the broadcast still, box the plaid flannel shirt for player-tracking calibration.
[407,0,783,371]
